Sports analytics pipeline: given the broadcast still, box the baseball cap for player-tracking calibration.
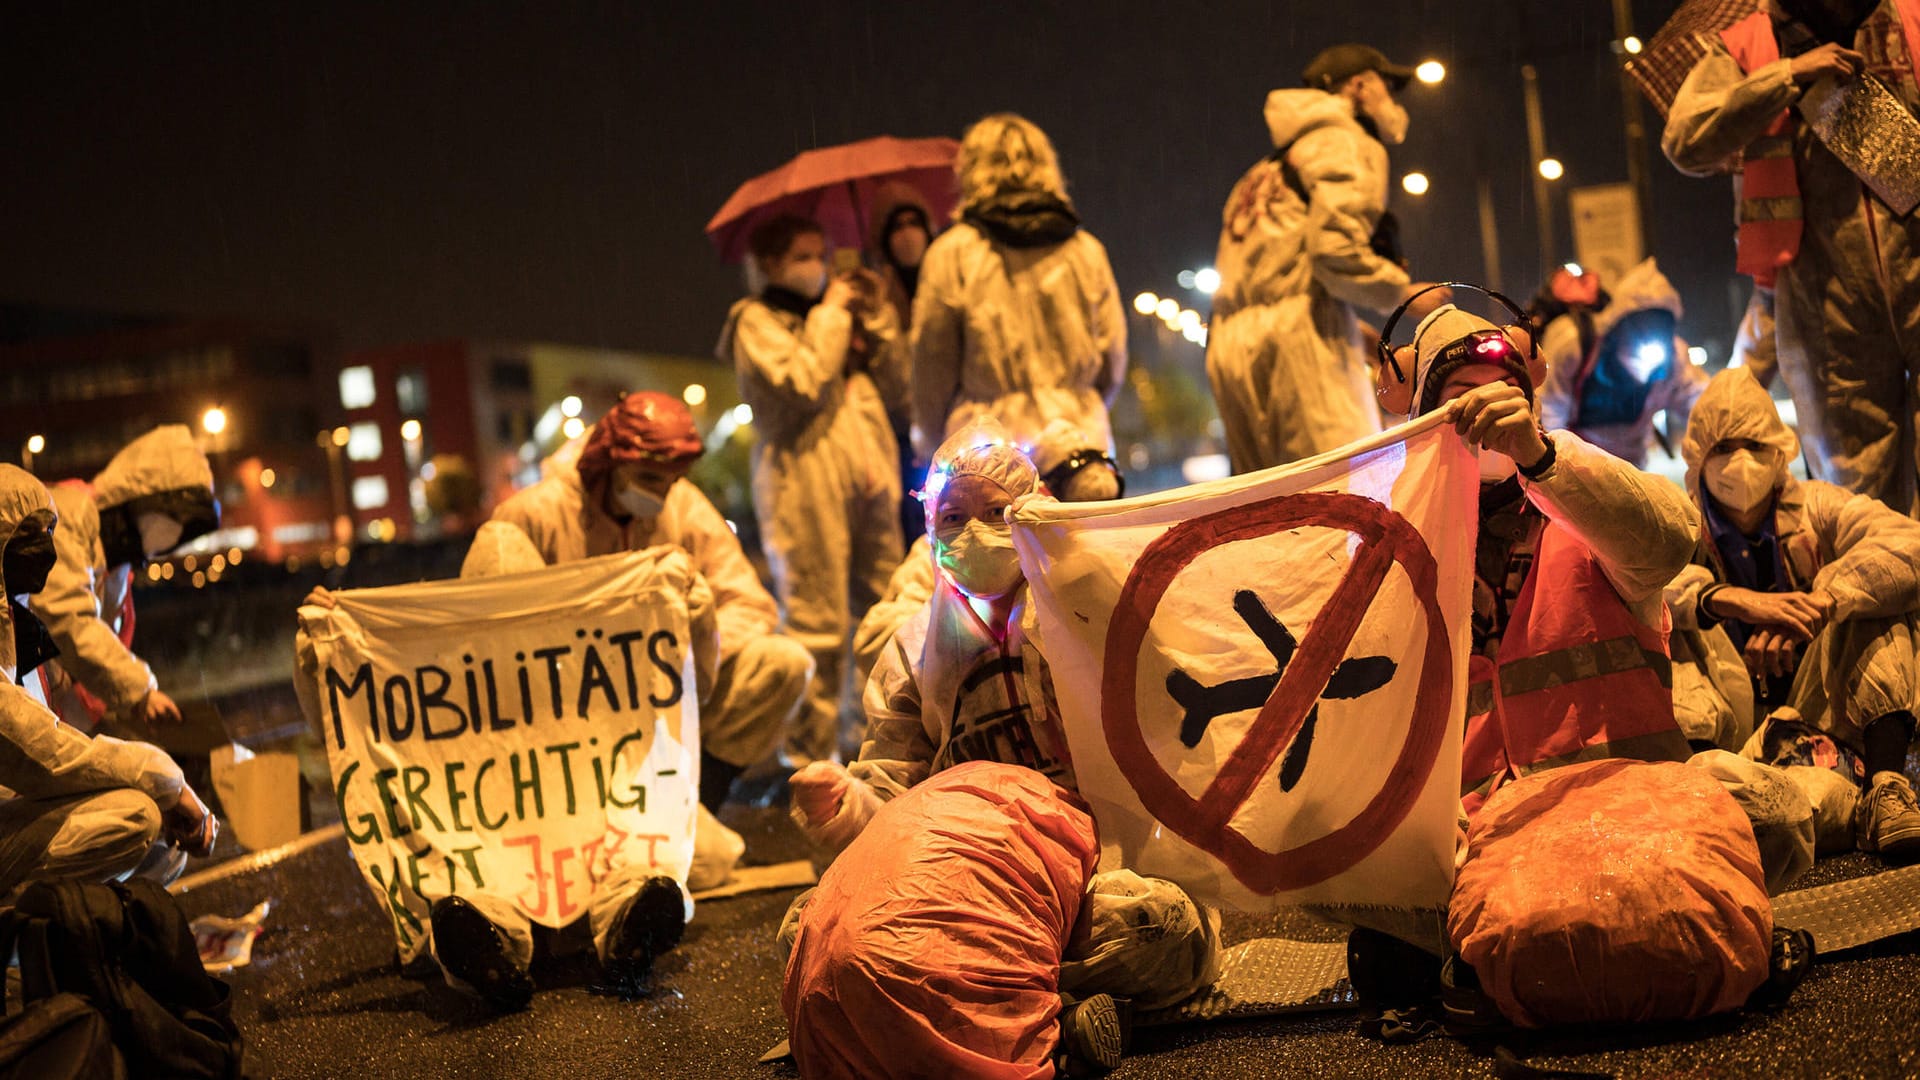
[1302,43,1415,91]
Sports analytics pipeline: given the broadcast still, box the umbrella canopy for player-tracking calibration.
[1627,0,1765,118]
[705,135,961,265]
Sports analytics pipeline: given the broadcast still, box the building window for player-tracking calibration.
[351,475,390,511]
[339,366,376,410]
[396,366,429,415]
[491,360,531,392]
[345,422,383,462]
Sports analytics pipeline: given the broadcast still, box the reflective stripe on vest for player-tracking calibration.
[1722,12,1803,285]
[1459,521,1688,813]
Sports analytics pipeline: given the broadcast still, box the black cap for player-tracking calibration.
[1301,44,1415,92]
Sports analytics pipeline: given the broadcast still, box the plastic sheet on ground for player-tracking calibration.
[1771,862,1920,953]
[1136,937,1354,1026]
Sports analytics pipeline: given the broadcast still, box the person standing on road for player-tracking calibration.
[1207,43,1451,474]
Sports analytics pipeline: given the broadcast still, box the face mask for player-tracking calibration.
[777,262,827,300]
[1478,450,1518,484]
[936,520,1024,600]
[136,512,185,558]
[1705,449,1779,513]
[1363,95,1409,145]
[613,484,666,521]
[3,531,56,599]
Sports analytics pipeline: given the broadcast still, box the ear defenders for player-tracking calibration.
[1375,281,1539,419]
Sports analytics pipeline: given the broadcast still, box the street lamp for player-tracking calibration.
[1133,292,1159,315]
[22,434,43,472]
[561,395,582,418]
[683,383,707,407]
[1537,157,1565,181]
[202,407,227,436]
[1415,60,1446,85]
[1193,267,1220,294]
[1622,35,1643,55]
[400,418,422,442]
[1401,171,1430,196]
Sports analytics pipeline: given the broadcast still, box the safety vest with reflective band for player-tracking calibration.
[1460,521,1690,817]
[1721,12,1803,288]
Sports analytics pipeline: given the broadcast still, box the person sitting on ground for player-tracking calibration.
[1665,368,1920,861]
[1375,303,1699,817]
[0,464,214,900]
[491,391,814,814]
[850,418,1124,698]
[788,420,1219,1032]
[1535,258,1707,469]
[31,425,221,732]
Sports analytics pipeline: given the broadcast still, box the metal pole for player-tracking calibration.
[1477,176,1505,296]
[1521,64,1556,283]
[1612,0,1653,231]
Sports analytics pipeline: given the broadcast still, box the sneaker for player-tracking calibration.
[601,876,688,987]
[1858,771,1920,861]
[429,896,533,1012]
[1056,993,1126,1076]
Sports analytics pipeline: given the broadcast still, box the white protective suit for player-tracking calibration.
[1206,88,1412,473]
[490,457,812,771]
[1537,258,1707,468]
[1664,7,1920,511]
[909,198,1127,458]
[0,465,185,896]
[718,294,905,765]
[1666,369,1920,753]
[31,426,214,725]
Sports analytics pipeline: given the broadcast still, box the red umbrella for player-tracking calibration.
[705,135,960,264]
[1626,0,1765,118]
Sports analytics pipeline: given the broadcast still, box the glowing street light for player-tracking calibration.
[1415,60,1446,85]
[1154,297,1179,322]
[25,435,44,454]
[1178,308,1202,332]
[1401,171,1430,196]
[400,418,422,441]
[1623,36,1643,55]
[331,426,350,448]
[259,467,276,489]
[561,395,583,418]
[562,416,586,440]
[1538,157,1565,181]
[202,407,228,436]
[1193,267,1220,294]
[1133,291,1159,315]
[683,383,708,407]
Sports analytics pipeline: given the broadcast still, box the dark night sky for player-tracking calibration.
[2,2,1732,360]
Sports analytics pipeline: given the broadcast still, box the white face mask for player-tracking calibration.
[1363,95,1410,145]
[1705,449,1779,513]
[136,513,185,558]
[613,485,666,521]
[936,520,1024,600]
[777,262,827,300]
[1478,450,1518,484]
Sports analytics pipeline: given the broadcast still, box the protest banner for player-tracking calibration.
[1012,414,1477,914]
[297,548,707,959]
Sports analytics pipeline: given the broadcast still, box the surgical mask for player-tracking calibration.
[1363,95,1409,145]
[777,262,827,300]
[1478,450,1518,484]
[936,520,1023,600]
[1705,449,1779,513]
[613,484,666,521]
[136,512,185,557]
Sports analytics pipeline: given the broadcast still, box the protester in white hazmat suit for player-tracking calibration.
[1664,368,1920,861]
[717,213,906,767]
[492,392,813,811]
[1663,0,1920,511]
[910,113,1128,459]
[1206,43,1451,473]
[31,425,220,731]
[787,420,1220,1017]
[0,464,214,899]
[849,418,1123,701]
[1536,258,1707,469]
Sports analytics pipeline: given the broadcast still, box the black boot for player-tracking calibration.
[1055,993,1127,1076]
[700,751,744,813]
[602,876,688,989]
[429,896,533,1012]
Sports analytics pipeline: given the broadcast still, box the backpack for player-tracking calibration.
[0,877,243,1078]
[0,993,124,1080]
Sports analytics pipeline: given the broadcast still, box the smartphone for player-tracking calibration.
[832,248,864,275]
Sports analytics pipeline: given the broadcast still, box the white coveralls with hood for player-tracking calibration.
[1665,367,1920,858]
[31,425,218,729]
[1206,68,1416,472]
[718,269,907,766]
[786,420,1220,1013]
[1537,257,1708,468]
[0,464,198,897]
[1663,0,1920,511]
[909,132,1128,459]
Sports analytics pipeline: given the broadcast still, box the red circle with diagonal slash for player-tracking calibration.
[1099,490,1453,894]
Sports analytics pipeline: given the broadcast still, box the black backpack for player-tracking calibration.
[0,993,124,1080]
[0,877,243,1079]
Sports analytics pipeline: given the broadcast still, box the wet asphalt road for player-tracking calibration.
[171,796,1920,1080]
